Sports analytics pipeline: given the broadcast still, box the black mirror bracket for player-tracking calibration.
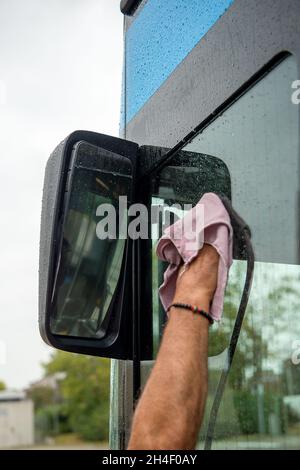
[120,0,143,16]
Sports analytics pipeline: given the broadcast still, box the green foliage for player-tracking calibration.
[0,380,6,391]
[43,352,110,441]
[234,391,285,435]
[203,261,300,440]
[35,404,68,439]
[233,391,259,434]
[27,386,56,410]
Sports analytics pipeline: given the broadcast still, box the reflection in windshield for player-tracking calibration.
[151,55,300,449]
[184,55,300,449]
[200,262,300,450]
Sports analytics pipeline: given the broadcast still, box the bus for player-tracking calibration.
[39,0,300,450]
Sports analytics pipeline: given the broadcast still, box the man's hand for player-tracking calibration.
[173,244,219,310]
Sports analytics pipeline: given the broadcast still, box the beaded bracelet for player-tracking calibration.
[167,302,214,325]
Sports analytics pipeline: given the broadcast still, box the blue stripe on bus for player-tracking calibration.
[123,0,234,126]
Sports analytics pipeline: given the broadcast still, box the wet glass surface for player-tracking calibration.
[50,143,132,339]
[151,55,300,449]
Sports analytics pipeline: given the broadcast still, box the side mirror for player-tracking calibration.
[39,132,232,360]
[39,131,139,359]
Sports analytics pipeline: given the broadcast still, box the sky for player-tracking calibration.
[0,0,123,389]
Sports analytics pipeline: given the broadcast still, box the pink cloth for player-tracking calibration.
[156,192,233,322]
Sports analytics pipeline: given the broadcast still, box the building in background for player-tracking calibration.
[0,390,34,448]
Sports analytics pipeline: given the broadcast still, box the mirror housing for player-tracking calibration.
[120,0,143,16]
[39,131,139,359]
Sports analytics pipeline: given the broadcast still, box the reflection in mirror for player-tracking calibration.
[151,151,231,207]
[50,142,132,339]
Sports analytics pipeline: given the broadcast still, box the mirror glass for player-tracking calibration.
[150,151,232,354]
[50,141,132,339]
[151,150,231,207]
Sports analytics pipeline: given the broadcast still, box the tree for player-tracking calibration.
[27,386,56,410]
[205,261,300,438]
[0,380,6,391]
[43,352,110,441]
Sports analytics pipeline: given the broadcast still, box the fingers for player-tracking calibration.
[174,244,219,306]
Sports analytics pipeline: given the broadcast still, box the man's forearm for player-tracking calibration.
[128,296,210,450]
